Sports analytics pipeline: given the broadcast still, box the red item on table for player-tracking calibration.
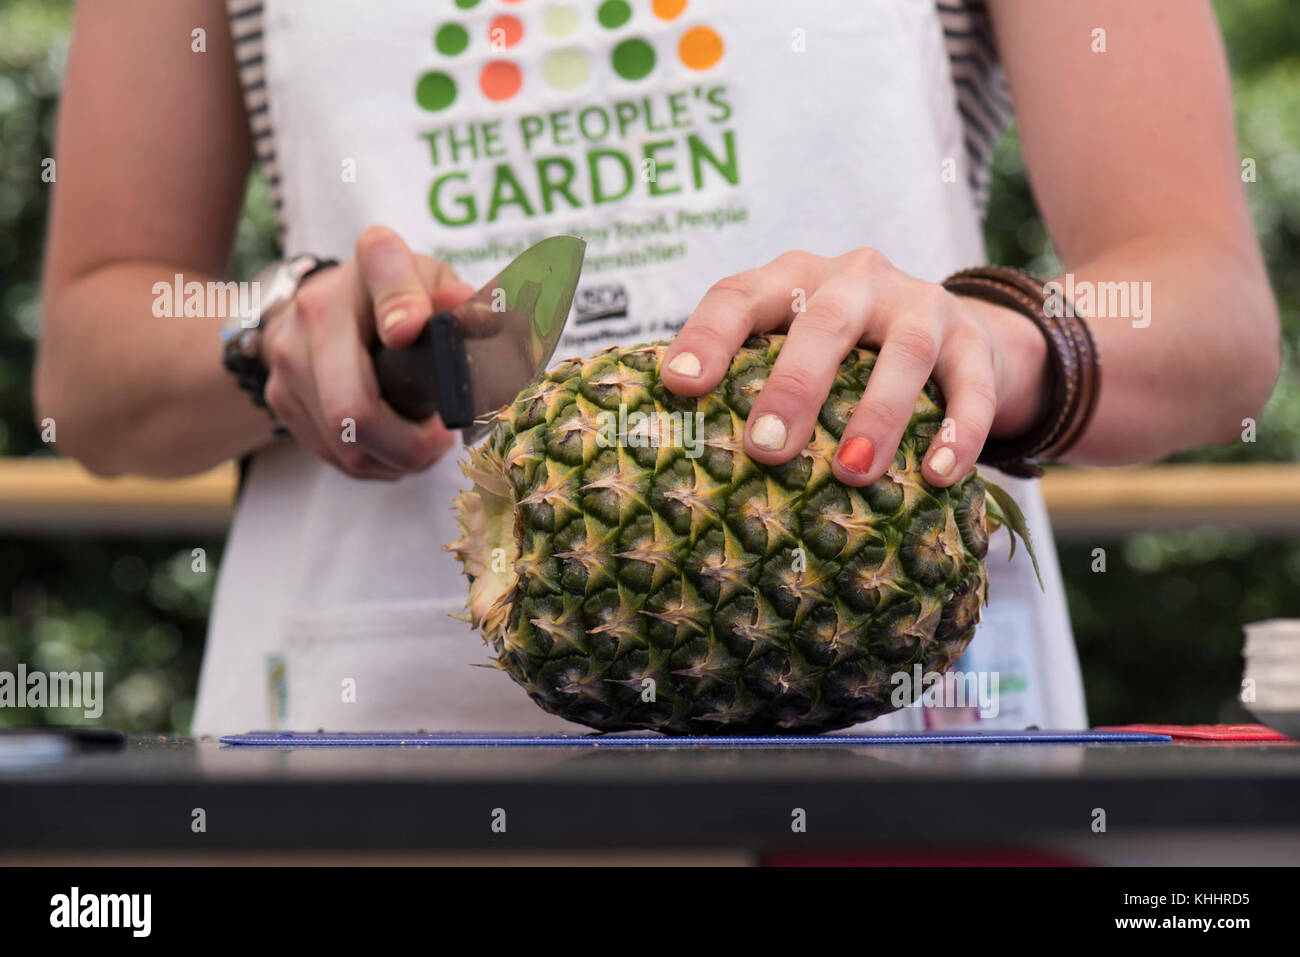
[1096,723,1294,742]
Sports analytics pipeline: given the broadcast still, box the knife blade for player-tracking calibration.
[371,235,586,443]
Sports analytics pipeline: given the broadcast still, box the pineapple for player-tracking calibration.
[449,335,1036,734]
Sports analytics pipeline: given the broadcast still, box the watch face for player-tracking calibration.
[222,262,285,342]
[220,258,324,346]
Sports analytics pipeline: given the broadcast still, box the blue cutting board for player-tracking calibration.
[220,729,1170,748]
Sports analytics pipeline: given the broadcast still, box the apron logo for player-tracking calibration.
[413,2,739,227]
[416,0,724,112]
[574,283,628,323]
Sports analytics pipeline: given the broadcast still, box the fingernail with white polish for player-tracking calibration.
[382,308,409,333]
[929,446,956,477]
[751,413,788,451]
[667,351,702,377]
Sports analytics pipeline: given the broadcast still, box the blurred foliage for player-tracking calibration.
[0,539,221,731]
[1061,534,1300,725]
[0,0,67,457]
[0,0,1297,731]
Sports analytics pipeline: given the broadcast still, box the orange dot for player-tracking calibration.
[480,60,522,101]
[678,25,722,70]
[652,0,686,20]
[489,14,524,49]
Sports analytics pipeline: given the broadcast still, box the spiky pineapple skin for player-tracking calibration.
[451,335,990,734]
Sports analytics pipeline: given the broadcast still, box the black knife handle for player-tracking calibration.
[371,312,475,426]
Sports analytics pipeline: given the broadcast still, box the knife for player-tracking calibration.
[371,235,586,443]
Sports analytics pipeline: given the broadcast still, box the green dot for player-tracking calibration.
[598,0,632,29]
[454,0,479,9]
[415,71,457,111]
[611,38,655,80]
[435,23,469,56]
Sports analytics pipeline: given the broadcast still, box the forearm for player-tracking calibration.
[962,234,1278,468]
[1051,234,1279,464]
[35,262,276,477]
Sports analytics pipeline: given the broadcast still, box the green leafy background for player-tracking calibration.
[1,1,1296,731]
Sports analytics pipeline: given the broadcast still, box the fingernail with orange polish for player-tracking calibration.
[837,436,874,474]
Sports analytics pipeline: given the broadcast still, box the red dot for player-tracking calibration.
[480,61,522,100]
[488,14,524,49]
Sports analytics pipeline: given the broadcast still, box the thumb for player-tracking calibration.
[355,225,434,349]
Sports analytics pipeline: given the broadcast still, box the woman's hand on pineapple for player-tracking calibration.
[661,248,1050,487]
[259,226,474,480]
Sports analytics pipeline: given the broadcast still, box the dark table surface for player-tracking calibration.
[2,735,1299,850]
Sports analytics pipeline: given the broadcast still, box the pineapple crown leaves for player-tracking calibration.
[979,475,1044,591]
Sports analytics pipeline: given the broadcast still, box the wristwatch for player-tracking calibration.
[221,254,338,414]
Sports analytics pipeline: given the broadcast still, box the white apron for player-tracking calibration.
[194,0,1087,734]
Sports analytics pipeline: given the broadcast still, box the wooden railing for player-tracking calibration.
[0,458,1297,538]
[1040,464,1300,535]
[0,459,238,535]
